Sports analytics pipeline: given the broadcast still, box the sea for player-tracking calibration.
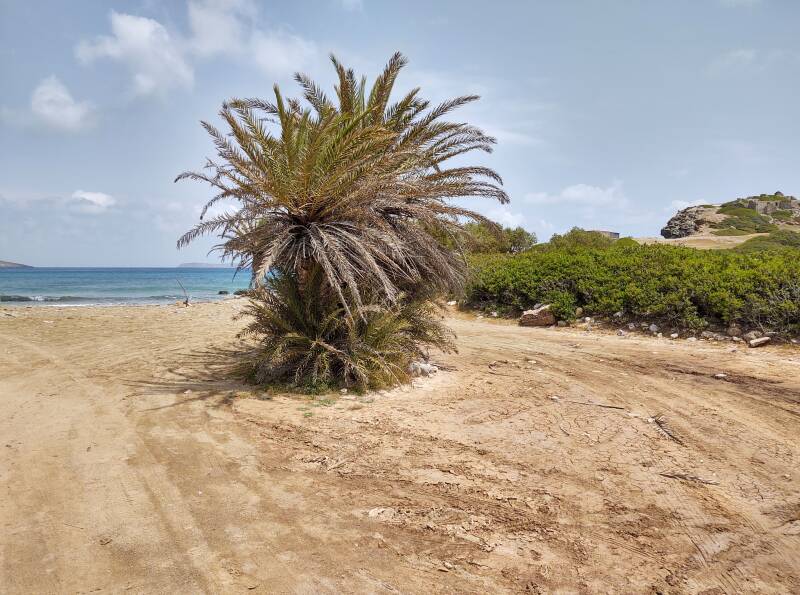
[0,268,251,306]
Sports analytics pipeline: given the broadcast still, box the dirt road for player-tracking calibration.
[1,302,798,593]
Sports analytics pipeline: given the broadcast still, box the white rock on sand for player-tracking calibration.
[518,304,556,327]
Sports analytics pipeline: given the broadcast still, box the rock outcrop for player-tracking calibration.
[0,260,32,268]
[660,206,707,239]
[660,191,800,239]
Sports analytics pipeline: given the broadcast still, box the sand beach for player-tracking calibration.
[1,301,798,592]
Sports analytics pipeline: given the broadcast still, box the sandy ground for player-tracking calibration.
[635,234,766,249]
[1,301,799,594]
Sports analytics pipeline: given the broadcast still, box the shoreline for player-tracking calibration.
[0,296,244,308]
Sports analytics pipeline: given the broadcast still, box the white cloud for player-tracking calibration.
[481,125,542,147]
[338,0,363,10]
[486,206,526,228]
[251,30,318,77]
[76,11,193,96]
[668,198,708,211]
[525,182,628,208]
[711,48,758,72]
[71,190,117,213]
[710,48,800,74]
[718,0,762,6]
[76,6,319,96]
[29,76,93,131]
[187,0,255,57]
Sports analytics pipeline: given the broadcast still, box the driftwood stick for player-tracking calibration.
[563,399,625,410]
[660,472,719,485]
[176,278,190,306]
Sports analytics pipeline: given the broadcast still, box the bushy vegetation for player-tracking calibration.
[465,230,800,334]
[734,229,800,253]
[432,221,536,255]
[461,222,537,254]
[178,53,506,389]
[238,268,453,390]
[712,205,777,234]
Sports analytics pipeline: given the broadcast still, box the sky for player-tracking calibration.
[2,0,799,266]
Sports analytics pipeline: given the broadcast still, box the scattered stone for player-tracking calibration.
[670,333,679,339]
[218,290,229,295]
[340,388,348,394]
[549,395,560,402]
[743,330,763,342]
[477,315,484,319]
[446,300,457,306]
[700,331,716,340]
[490,311,498,317]
[617,329,626,336]
[649,324,659,333]
[714,373,727,379]
[409,361,438,377]
[233,289,249,296]
[732,336,742,342]
[628,323,637,331]
[519,304,556,327]
[657,332,663,338]
[584,317,592,323]
[727,325,742,337]
[575,307,584,317]
[748,336,771,348]
[686,337,698,342]
[557,320,568,327]
[613,311,623,318]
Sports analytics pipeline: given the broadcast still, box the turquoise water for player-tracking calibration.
[0,268,251,306]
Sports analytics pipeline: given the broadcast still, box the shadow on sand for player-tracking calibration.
[124,344,263,411]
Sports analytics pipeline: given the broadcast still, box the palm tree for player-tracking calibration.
[178,52,506,308]
[177,52,508,388]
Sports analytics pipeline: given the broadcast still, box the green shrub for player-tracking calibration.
[712,228,752,236]
[615,237,638,247]
[771,210,794,221]
[545,228,616,250]
[712,205,777,233]
[460,222,537,254]
[465,241,800,333]
[734,230,800,253]
[239,269,455,390]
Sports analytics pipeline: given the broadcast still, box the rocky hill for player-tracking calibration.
[661,191,800,239]
[0,260,32,269]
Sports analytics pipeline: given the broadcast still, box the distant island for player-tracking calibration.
[0,260,32,269]
[178,262,236,268]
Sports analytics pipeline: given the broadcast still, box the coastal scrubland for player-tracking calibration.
[465,229,800,337]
